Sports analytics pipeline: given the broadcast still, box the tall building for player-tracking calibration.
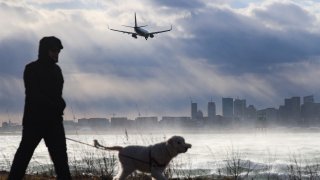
[191,102,197,119]
[301,95,318,126]
[288,96,301,120]
[234,99,246,120]
[279,96,301,124]
[222,97,233,118]
[208,101,216,120]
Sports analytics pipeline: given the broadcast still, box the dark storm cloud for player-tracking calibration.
[172,2,320,74]
[0,37,37,77]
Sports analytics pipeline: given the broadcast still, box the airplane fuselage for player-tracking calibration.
[134,27,149,38]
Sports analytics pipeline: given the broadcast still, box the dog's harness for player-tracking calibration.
[149,146,166,168]
[119,145,172,168]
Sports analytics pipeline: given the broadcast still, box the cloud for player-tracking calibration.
[153,0,204,10]
[1,0,320,122]
[252,1,316,31]
[169,1,320,74]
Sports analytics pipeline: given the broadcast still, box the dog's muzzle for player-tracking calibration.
[183,143,192,152]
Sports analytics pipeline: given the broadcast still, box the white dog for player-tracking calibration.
[94,136,191,180]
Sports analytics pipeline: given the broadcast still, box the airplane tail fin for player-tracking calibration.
[135,12,137,27]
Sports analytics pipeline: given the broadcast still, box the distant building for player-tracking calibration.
[1,120,22,132]
[135,116,158,127]
[303,95,314,104]
[222,97,233,118]
[234,99,246,120]
[63,120,77,126]
[161,116,193,128]
[208,101,216,120]
[257,108,278,126]
[196,110,204,120]
[256,111,267,129]
[301,96,320,126]
[279,96,301,125]
[78,118,109,128]
[246,105,257,120]
[111,117,134,129]
[63,120,77,131]
[191,102,197,119]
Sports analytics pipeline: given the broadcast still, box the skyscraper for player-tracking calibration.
[287,96,301,120]
[301,95,316,125]
[279,96,301,124]
[222,97,233,118]
[234,99,246,120]
[208,101,216,120]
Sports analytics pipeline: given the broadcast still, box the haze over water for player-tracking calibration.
[2,130,320,178]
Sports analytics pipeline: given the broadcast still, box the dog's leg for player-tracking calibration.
[151,173,167,180]
[151,168,167,180]
[115,168,134,180]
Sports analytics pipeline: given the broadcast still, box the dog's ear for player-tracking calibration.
[167,138,174,145]
[167,136,177,146]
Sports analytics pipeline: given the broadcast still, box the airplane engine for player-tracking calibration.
[150,34,154,38]
[132,34,137,39]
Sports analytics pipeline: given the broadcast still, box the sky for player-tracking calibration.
[1,0,320,123]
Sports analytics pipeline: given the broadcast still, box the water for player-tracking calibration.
[2,131,320,178]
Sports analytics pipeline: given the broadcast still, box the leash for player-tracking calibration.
[66,137,105,150]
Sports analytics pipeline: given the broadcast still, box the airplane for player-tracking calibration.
[108,13,172,40]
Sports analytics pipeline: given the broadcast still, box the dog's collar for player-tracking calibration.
[165,144,175,159]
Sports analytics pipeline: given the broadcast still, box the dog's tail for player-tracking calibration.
[103,146,123,151]
[94,140,123,151]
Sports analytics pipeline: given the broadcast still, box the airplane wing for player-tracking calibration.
[149,25,172,35]
[108,26,137,35]
[109,28,136,35]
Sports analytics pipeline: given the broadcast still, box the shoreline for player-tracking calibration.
[1,126,320,136]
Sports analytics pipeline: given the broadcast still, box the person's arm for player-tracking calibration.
[24,64,47,102]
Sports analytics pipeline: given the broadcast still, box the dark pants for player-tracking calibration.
[8,122,71,180]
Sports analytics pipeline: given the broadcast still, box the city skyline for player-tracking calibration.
[1,1,320,123]
[2,94,320,133]
[1,94,318,124]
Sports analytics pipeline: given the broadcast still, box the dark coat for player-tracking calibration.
[22,57,66,126]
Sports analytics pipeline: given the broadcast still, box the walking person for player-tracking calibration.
[8,36,71,180]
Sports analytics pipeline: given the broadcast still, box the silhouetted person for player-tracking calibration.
[8,36,71,180]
